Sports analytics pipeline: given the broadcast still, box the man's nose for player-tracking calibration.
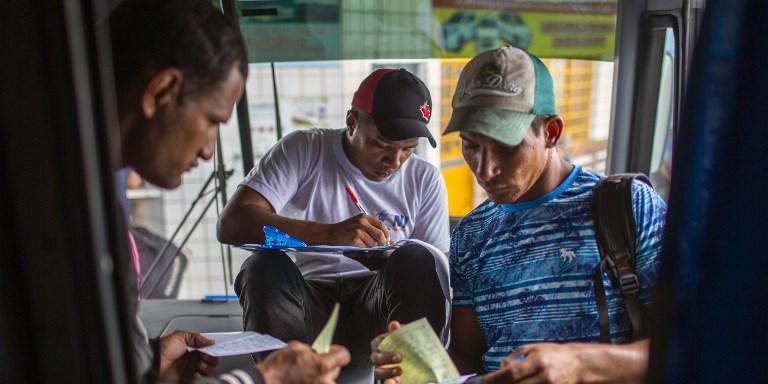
[200,142,215,161]
[476,151,501,182]
[382,149,403,169]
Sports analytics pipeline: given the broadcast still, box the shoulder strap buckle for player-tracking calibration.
[602,250,640,295]
[618,272,640,296]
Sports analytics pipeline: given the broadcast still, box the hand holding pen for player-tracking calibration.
[341,185,391,246]
[449,355,525,384]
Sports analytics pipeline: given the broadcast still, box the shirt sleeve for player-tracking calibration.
[239,131,310,213]
[213,367,265,384]
[449,226,474,307]
[631,180,668,305]
[408,167,451,252]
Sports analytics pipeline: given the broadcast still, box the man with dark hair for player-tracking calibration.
[371,47,667,383]
[110,0,349,382]
[218,68,451,366]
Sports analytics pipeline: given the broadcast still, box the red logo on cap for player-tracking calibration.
[420,102,431,121]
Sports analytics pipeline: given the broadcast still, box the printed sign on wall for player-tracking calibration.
[433,0,616,60]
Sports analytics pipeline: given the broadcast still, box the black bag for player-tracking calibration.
[592,174,652,342]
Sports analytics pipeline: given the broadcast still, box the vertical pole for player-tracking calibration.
[222,0,254,174]
[271,62,283,140]
[221,0,251,284]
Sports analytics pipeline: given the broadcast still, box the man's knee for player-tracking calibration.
[385,243,438,276]
[234,250,299,297]
[380,243,449,340]
[383,244,445,293]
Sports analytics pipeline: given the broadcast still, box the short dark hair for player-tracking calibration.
[531,115,550,136]
[109,0,248,101]
[349,108,374,124]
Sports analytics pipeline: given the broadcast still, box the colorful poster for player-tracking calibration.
[433,0,616,60]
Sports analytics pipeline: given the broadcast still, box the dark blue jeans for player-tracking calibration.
[234,243,447,366]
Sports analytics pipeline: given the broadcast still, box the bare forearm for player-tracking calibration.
[217,205,326,245]
[574,339,649,383]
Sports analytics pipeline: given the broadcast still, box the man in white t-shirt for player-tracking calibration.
[218,68,450,365]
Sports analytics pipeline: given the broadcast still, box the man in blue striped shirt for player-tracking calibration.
[372,46,666,383]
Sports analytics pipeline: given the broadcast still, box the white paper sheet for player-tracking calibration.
[189,331,287,357]
[434,374,477,384]
[378,318,460,384]
[311,302,340,353]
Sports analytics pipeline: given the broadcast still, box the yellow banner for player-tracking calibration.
[433,3,616,60]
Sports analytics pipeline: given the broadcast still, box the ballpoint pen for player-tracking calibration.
[345,185,392,245]
[464,355,525,384]
[345,185,369,215]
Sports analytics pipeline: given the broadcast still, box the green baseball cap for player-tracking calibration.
[444,46,556,146]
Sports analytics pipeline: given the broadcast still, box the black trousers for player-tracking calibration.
[234,243,447,366]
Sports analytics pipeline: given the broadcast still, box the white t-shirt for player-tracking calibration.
[241,128,450,278]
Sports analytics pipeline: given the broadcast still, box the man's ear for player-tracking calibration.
[140,68,183,118]
[345,109,358,136]
[543,115,565,148]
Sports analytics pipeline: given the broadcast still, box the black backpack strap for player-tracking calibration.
[592,174,651,342]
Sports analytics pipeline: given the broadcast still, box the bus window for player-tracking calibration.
[649,28,676,201]
[130,1,623,299]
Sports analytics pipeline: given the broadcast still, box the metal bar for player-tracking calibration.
[222,0,255,174]
[215,127,234,285]
[271,62,283,140]
[236,92,255,173]
[607,0,648,174]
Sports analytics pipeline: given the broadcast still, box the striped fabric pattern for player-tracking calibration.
[450,166,667,371]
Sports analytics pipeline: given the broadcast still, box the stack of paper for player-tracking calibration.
[378,318,461,384]
[189,332,286,357]
[189,303,342,358]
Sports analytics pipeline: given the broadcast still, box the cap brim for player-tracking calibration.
[375,117,437,148]
[443,107,535,147]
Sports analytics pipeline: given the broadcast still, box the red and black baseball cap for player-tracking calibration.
[351,68,436,148]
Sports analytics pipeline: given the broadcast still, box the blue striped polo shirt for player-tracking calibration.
[449,166,667,371]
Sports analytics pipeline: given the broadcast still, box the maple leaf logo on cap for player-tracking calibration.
[419,101,431,121]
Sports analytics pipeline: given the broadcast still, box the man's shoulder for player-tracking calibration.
[630,177,665,201]
[578,168,663,201]
[449,200,505,267]
[402,154,441,178]
[280,128,342,144]
[268,128,343,164]
[452,199,498,237]
[573,167,602,188]
[585,170,666,210]
[629,176,668,223]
